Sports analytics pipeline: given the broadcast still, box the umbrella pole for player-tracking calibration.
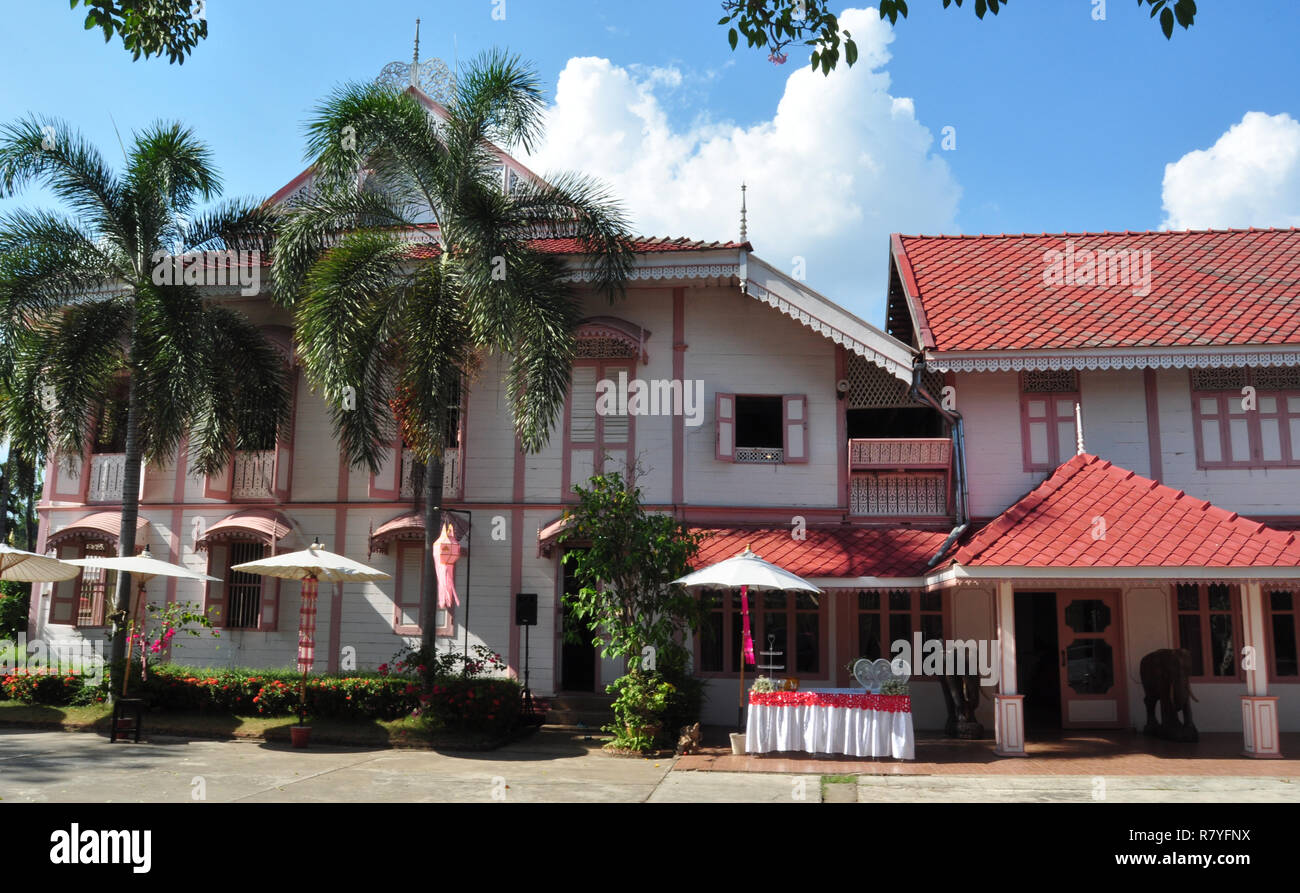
[297,574,319,726]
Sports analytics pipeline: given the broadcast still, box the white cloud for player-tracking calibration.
[1161,111,1300,230]
[523,8,960,321]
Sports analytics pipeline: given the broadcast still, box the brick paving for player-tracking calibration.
[675,730,1300,777]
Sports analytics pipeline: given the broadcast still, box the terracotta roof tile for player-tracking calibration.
[689,525,952,579]
[951,454,1300,568]
[895,229,1300,351]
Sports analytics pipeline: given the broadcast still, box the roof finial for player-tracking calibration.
[411,18,421,86]
[739,182,748,242]
[1075,401,1085,455]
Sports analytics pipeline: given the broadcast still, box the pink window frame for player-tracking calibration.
[1019,384,1079,473]
[1171,582,1246,683]
[1191,384,1300,470]
[204,538,280,632]
[693,589,828,680]
[391,539,455,637]
[1265,588,1299,682]
[718,393,806,465]
[844,589,948,684]
[71,539,115,629]
[561,357,637,502]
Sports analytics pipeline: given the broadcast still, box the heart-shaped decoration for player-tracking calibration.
[852,658,895,693]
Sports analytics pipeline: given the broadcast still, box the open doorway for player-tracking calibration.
[1014,592,1061,730]
[559,550,598,692]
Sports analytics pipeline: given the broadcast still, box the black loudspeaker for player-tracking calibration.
[515,593,537,626]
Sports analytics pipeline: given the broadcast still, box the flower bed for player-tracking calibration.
[2,662,521,732]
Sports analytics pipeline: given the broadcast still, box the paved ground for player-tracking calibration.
[1,727,1296,803]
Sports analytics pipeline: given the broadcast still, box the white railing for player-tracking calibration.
[400,447,461,499]
[849,437,952,469]
[850,472,949,516]
[231,450,276,500]
[87,453,126,503]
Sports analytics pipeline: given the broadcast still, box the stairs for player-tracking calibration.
[543,691,615,732]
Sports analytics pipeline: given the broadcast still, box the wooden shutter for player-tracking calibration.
[272,370,297,500]
[258,576,280,632]
[1194,395,1225,465]
[1054,397,1078,462]
[48,544,81,624]
[1021,396,1051,469]
[393,544,422,635]
[204,542,228,626]
[783,395,808,463]
[1259,393,1285,464]
[204,461,233,501]
[716,393,735,461]
[50,450,89,502]
[369,436,402,499]
[570,366,597,444]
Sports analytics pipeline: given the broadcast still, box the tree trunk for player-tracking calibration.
[109,373,143,695]
[419,446,446,651]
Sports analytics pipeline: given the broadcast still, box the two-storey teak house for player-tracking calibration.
[27,84,1300,757]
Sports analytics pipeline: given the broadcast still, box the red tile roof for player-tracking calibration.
[951,454,1300,568]
[689,525,952,579]
[893,229,1300,351]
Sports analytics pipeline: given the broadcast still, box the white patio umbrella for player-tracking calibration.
[0,543,81,582]
[231,540,391,726]
[673,547,823,726]
[65,547,220,695]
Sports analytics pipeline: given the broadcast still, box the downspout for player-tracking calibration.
[908,360,969,567]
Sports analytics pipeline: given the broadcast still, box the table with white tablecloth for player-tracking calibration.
[745,689,914,760]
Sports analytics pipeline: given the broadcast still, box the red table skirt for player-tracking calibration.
[748,690,911,712]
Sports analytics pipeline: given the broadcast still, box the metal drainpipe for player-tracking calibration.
[907,361,969,566]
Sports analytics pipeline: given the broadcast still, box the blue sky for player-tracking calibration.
[2,1,1299,321]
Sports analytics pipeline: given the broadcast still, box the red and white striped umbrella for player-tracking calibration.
[232,541,390,722]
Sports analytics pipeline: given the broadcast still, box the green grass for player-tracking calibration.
[0,701,514,749]
[822,774,859,785]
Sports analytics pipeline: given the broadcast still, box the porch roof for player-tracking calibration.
[948,454,1300,571]
[196,508,294,551]
[46,511,150,552]
[689,525,952,580]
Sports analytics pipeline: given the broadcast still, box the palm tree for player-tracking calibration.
[273,49,634,647]
[0,117,291,683]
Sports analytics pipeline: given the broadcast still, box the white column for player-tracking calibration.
[993,580,1026,756]
[1239,581,1282,758]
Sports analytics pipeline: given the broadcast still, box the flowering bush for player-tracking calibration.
[137,665,419,719]
[1,668,108,706]
[385,643,519,735]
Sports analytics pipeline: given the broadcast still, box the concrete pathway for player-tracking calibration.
[1,727,1294,803]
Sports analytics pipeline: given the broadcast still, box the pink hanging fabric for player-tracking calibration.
[297,575,318,673]
[741,584,756,666]
[433,523,462,609]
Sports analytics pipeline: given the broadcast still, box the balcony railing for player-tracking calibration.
[87,453,126,503]
[848,437,952,517]
[231,450,276,500]
[400,447,462,500]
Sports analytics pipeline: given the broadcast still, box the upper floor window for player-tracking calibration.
[716,393,808,464]
[1190,367,1300,469]
[92,380,130,454]
[1020,371,1079,472]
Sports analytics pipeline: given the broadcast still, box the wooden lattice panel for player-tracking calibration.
[849,472,948,516]
[849,438,951,469]
[1021,370,1079,393]
[1251,366,1300,391]
[846,354,944,409]
[1189,367,1249,391]
[575,337,637,359]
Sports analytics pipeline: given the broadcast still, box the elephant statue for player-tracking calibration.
[1139,648,1198,742]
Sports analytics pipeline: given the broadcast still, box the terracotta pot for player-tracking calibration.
[290,725,312,748]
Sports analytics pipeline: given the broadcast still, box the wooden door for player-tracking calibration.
[1057,591,1126,728]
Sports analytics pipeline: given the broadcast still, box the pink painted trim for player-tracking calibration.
[1144,368,1163,481]
[508,434,525,678]
[890,234,935,350]
[392,539,422,636]
[782,394,809,463]
[1191,379,1300,469]
[327,448,349,672]
[715,392,734,461]
[836,347,848,510]
[672,287,686,505]
[1019,384,1078,472]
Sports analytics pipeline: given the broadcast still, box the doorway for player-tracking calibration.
[1014,592,1061,730]
[1014,590,1126,730]
[559,551,598,692]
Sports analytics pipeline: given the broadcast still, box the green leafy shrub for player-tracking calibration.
[1,668,108,705]
[0,581,30,640]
